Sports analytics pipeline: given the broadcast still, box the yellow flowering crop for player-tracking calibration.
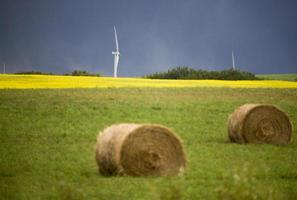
[0,74,297,89]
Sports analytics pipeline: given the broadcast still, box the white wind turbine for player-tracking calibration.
[3,63,5,74]
[112,26,120,78]
[232,51,236,70]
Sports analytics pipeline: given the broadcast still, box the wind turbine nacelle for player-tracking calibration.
[112,51,120,55]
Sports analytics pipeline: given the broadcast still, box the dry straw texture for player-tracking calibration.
[95,124,187,176]
[228,104,292,144]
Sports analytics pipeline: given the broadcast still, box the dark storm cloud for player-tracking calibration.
[0,0,297,76]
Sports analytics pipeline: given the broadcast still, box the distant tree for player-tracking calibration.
[14,71,53,75]
[14,69,102,77]
[144,67,259,80]
[70,70,101,77]
[71,70,88,76]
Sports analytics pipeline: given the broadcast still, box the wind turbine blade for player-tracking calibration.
[114,26,119,52]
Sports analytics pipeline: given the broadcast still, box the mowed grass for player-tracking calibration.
[0,88,297,199]
[257,73,297,81]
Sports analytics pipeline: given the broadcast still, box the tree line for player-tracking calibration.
[14,70,101,77]
[144,66,260,80]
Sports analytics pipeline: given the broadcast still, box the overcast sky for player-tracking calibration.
[0,0,297,76]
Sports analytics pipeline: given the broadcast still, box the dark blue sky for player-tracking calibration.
[0,0,297,76]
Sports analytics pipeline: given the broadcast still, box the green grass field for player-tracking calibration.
[0,88,297,199]
[257,73,297,81]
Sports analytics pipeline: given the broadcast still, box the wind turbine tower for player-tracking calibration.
[3,63,5,74]
[112,26,120,78]
[232,51,236,70]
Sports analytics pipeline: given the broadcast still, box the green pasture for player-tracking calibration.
[0,88,296,199]
[257,73,297,81]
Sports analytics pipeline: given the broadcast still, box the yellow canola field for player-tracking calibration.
[0,74,297,89]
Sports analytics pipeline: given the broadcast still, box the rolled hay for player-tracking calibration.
[95,124,186,176]
[228,104,292,144]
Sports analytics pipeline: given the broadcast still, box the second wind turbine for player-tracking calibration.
[112,26,120,78]
[232,51,236,70]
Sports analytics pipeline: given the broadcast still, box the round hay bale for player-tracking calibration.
[95,123,186,176]
[228,104,292,144]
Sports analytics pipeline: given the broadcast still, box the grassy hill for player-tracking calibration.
[0,87,296,199]
[257,73,297,81]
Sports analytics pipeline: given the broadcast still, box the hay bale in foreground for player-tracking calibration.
[95,124,186,176]
[228,104,292,144]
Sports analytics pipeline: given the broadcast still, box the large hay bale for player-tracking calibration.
[228,104,292,144]
[95,124,187,176]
